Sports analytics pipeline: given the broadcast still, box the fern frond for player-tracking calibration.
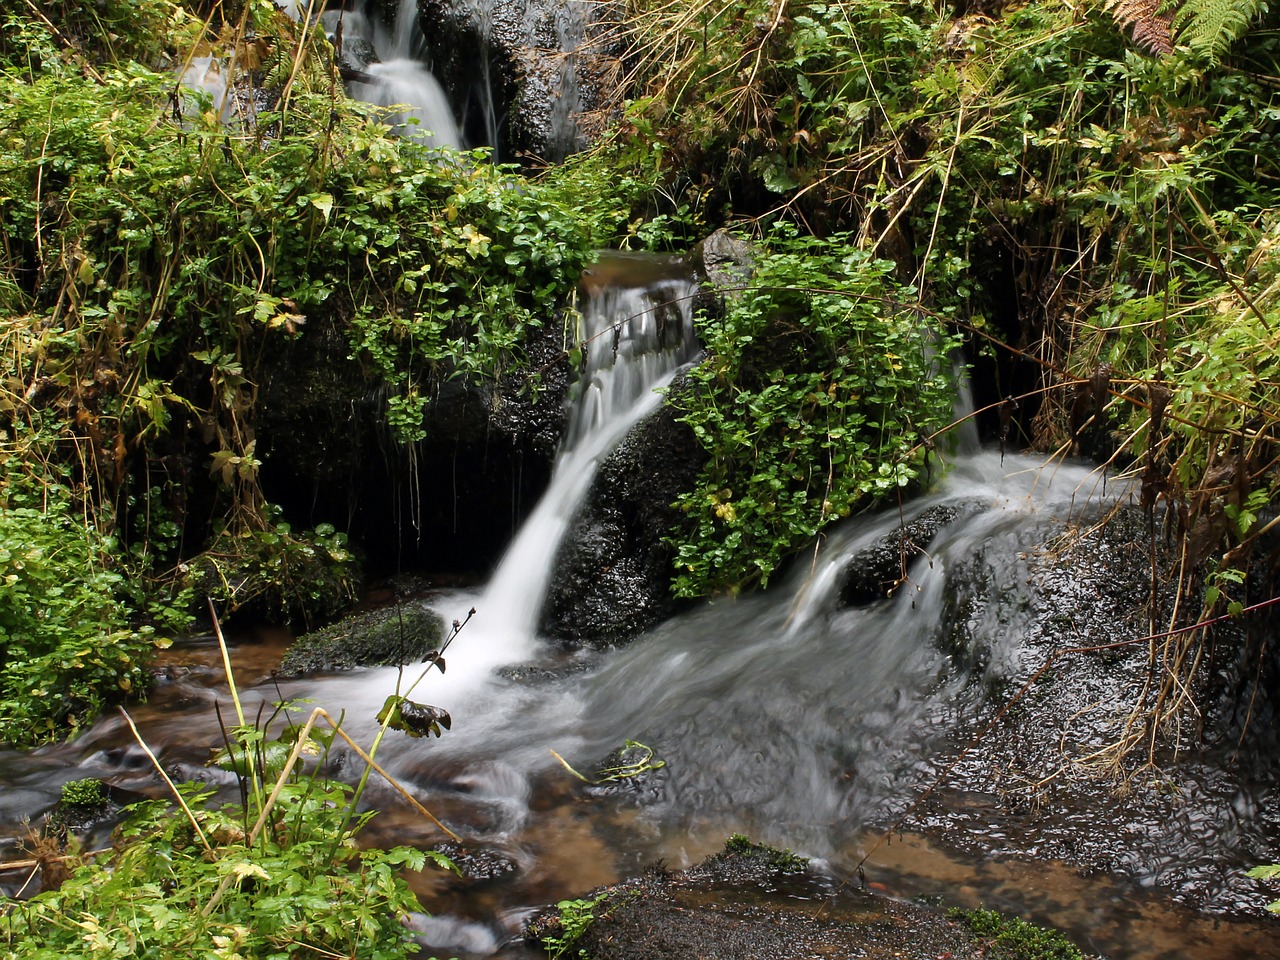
[1171,0,1264,64]
[1102,0,1174,55]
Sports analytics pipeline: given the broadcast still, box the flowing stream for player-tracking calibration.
[2,257,1278,958]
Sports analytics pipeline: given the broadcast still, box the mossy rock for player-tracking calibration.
[277,604,444,677]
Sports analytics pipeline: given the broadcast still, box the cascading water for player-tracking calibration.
[309,252,699,720]
[480,253,699,643]
[329,2,462,146]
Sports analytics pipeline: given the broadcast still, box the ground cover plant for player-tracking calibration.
[1,617,459,959]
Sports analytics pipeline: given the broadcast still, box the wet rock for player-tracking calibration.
[579,740,669,805]
[908,503,1280,914]
[497,650,603,683]
[47,780,145,834]
[840,504,964,606]
[256,313,565,578]
[526,838,1010,960]
[688,228,755,314]
[414,0,621,160]
[540,379,705,648]
[432,840,519,883]
[277,603,444,676]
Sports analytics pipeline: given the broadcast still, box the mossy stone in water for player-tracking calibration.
[278,604,444,677]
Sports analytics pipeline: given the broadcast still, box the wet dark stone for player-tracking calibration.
[540,381,705,649]
[413,0,621,160]
[46,782,146,834]
[256,315,565,579]
[840,504,964,606]
[580,740,669,805]
[277,603,444,676]
[432,840,518,883]
[526,841,1005,960]
[908,502,1280,914]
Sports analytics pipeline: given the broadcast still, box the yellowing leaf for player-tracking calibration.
[310,193,335,221]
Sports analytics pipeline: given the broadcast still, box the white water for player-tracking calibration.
[330,2,463,146]
[351,61,462,146]
[310,254,699,726]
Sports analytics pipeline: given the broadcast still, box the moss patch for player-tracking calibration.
[278,604,444,677]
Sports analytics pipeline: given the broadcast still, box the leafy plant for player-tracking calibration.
[0,479,172,747]
[1247,864,1280,913]
[59,779,108,809]
[541,894,605,960]
[670,226,958,596]
[1,613,457,959]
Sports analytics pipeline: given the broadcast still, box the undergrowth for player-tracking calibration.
[0,614,462,958]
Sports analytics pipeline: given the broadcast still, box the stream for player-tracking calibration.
[2,256,1279,958]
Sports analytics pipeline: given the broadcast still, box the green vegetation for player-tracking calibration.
[540,895,605,960]
[1247,864,1280,912]
[0,478,172,745]
[721,833,809,872]
[2,623,455,959]
[671,227,957,595]
[5,780,438,959]
[948,907,1086,960]
[58,778,107,809]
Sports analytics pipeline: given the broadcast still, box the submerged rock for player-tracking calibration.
[277,603,444,676]
[432,840,519,884]
[839,503,965,606]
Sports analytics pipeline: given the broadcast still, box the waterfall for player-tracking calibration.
[350,61,461,146]
[314,253,698,717]
[328,2,463,147]
[480,252,699,643]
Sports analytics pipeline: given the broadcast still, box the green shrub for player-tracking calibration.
[670,227,958,596]
[0,481,168,747]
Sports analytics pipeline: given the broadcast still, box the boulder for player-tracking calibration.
[525,837,1018,960]
[278,603,444,676]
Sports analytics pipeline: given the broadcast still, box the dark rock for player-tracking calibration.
[255,311,565,578]
[839,504,964,606]
[414,0,621,160]
[579,740,669,805]
[277,603,444,676]
[432,840,519,883]
[47,781,144,834]
[526,838,1004,960]
[540,378,705,648]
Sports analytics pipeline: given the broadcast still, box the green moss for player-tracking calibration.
[721,834,808,873]
[59,779,108,809]
[947,907,1086,960]
[278,604,445,676]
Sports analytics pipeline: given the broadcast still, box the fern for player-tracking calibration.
[1171,0,1265,63]
[1103,0,1174,55]
[1103,0,1264,62]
